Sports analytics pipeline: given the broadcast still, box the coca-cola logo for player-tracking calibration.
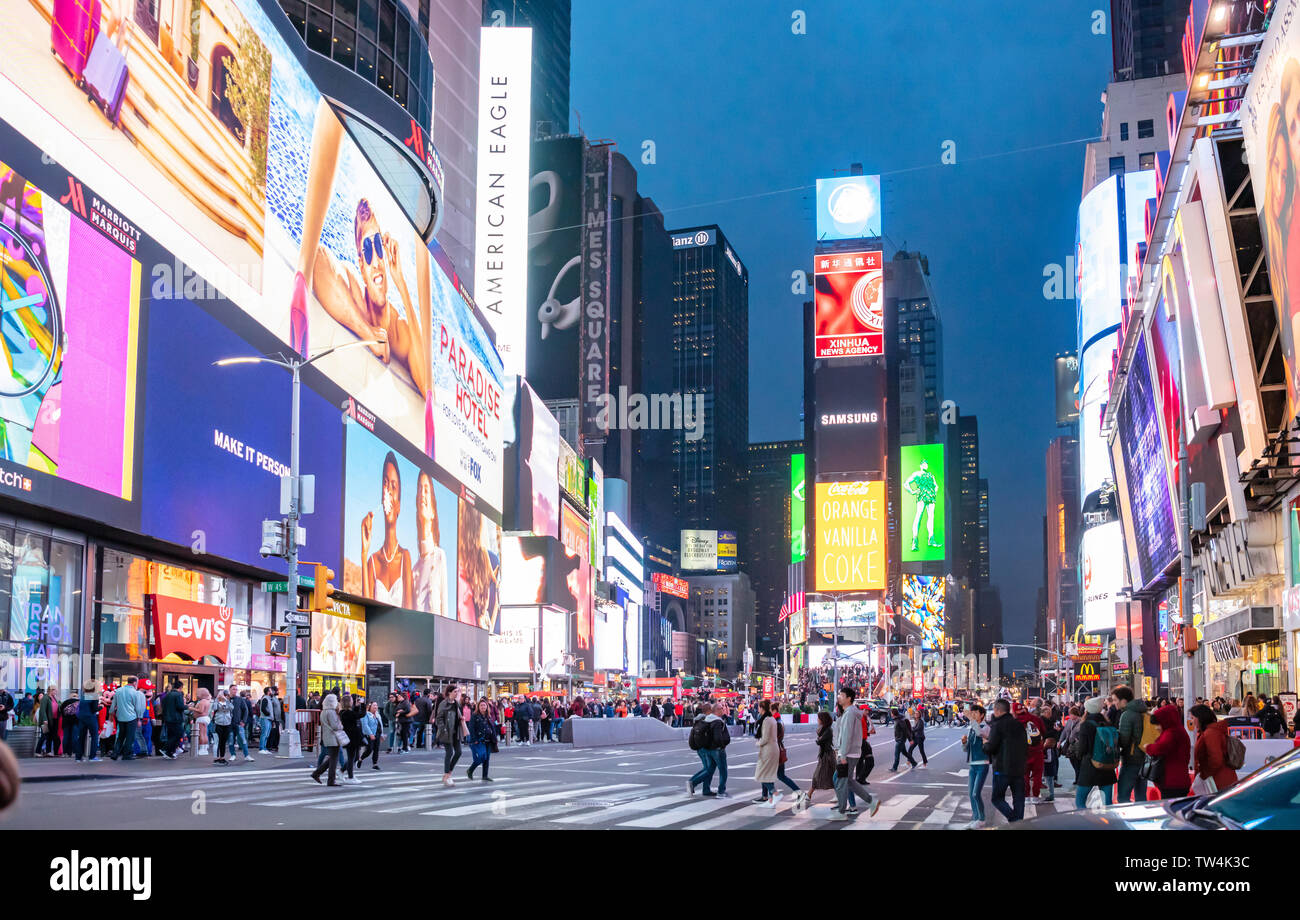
[826,481,873,496]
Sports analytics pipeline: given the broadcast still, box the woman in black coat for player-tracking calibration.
[806,711,838,806]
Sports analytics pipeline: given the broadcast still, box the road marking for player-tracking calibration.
[551,793,688,823]
[492,787,652,822]
[420,783,644,817]
[303,777,543,810]
[922,792,958,825]
[371,781,551,814]
[843,793,925,830]
[618,795,741,828]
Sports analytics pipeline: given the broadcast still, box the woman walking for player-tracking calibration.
[1143,702,1191,799]
[338,694,363,785]
[189,688,212,756]
[359,701,383,771]
[210,690,234,764]
[770,709,805,805]
[35,688,58,757]
[907,706,928,767]
[311,694,344,786]
[436,685,468,785]
[806,711,837,807]
[467,699,497,781]
[1191,704,1238,794]
[961,702,990,828]
[752,699,780,805]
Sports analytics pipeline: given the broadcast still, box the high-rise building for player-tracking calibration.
[954,413,981,583]
[889,252,943,444]
[1081,75,1185,193]
[745,440,802,657]
[1109,0,1188,82]
[687,573,756,680]
[482,0,571,138]
[976,585,1004,653]
[1045,436,1081,656]
[664,225,750,544]
[977,478,990,584]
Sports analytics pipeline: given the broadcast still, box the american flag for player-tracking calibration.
[779,562,805,622]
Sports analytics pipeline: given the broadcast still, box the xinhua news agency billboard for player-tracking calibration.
[900,443,946,563]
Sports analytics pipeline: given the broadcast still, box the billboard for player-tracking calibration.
[504,379,560,538]
[901,575,945,650]
[791,453,806,563]
[1081,521,1125,633]
[814,360,886,475]
[788,609,808,646]
[815,175,882,241]
[581,143,613,442]
[526,136,583,400]
[500,536,549,607]
[680,530,718,571]
[1114,333,1179,589]
[717,530,738,572]
[0,139,141,530]
[143,290,342,573]
[814,480,886,591]
[456,496,502,631]
[808,599,877,630]
[1055,353,1080,426]
[672,228,715,249]
[814,251,884,358]
[900,443,946,562]
[490,606,537,674]
[341,421,458,618]
[1243,2,1300,420]
[474,26,533,376]
[310,607,367,676]
[652,572,689,599]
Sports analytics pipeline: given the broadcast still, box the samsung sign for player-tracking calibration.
[672,228,715,249]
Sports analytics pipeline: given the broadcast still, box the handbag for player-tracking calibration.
[334,729,349,747]
[835,761,849,779]
[1190,773,1218,796]
[779,745,788,765]
[1138,754,1163,782]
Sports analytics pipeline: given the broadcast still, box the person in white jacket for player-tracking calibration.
[831,688,880,821]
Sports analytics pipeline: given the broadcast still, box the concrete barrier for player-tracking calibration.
[562,716,821,747]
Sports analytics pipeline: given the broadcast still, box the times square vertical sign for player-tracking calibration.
[581,143,614,446]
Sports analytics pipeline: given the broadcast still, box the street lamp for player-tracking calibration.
[215,339,379,758]
[805,590,874,703]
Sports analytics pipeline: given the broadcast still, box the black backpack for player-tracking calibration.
[688,717,713,751]
[710,719,730,749]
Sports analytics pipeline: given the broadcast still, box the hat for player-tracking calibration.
[1084,696,1103,715]
[82,679,99,694]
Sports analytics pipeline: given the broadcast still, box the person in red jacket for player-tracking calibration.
[1143,703,1191,799]
[1013,703,1047,803]
[1190,704,1238,793]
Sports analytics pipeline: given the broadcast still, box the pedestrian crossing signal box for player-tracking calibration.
[266,632,290,657]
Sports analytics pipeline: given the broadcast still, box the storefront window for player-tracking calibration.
[0,528,83,698]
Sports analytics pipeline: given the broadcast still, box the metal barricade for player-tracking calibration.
[297,709,321,751]
[1228,725,1264,740]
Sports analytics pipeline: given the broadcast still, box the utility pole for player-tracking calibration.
[1179,436,1196,748]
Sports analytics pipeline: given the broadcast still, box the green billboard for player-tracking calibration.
[791,453,806,564]
[900,443,945,563]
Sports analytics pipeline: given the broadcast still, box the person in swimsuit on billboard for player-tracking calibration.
[904,459,940,553]
[362,451,413,608]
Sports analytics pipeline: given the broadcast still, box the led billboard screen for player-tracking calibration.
[1055,354,1080,426]
[504,379,560,538]
[814,360,886,475]
[310,608,367,676]
[1081,520,1125,633]
[900,444,946,563]
[717,530,738,572]
[1115,334,1179,589]
[814,480,886,591]
[526,136,583,400]
[791,453,806,563]
[457,497,502,631]
[815,175,882,241]
[681,529,718,571]
[808,599,877,630]
[652,572,689,599]
[901,574,945,650]
[490,606,537,674]
[814,251,884,358]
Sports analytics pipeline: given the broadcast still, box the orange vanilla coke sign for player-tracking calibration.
[814,480,886,591]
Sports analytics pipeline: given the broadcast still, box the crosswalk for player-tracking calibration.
[42,765,1082,829]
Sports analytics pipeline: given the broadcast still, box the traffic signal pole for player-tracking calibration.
[285,358,302,759]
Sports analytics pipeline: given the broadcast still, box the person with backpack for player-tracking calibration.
[436,684,469,785]
[890,708,917,771]
[687,701,719,797]
[1191,704,1239,794]
[59,694,80,759]
[1260,697,1287,739]
[1114,686,1149,803]
[1142,702,1191,799]
[1070,696,1119,809]
[710,702,732,798]
[983,698,1028,822]
[1014,702,1046,803]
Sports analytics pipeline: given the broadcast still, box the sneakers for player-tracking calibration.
[442,776,455,787]
[827,810,851,821]
[869,799,881,817]
[1029,796,1041,804]
[244,754,255,761]
[481,776,494,782]
[964,819,984,829]
[750,797,769,805]
[372,764,381,770]
[310,772,322,785]
[687,781,697,797]
[716,792,731,799]
[89,757,103,763]
[845,805,859,816]
[771,792,785,807]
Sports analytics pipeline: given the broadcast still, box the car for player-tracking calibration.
[1002,747,1300,830]
[857,701,892,724]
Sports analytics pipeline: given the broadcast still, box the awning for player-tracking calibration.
[1200,605,1282,649]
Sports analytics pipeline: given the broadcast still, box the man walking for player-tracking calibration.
[890,708,916,771]
[831,688,879,821]
[109,677,145,761]
[158,680,186,759]
[1114,685,1148,803]
[983,699,1028,823]
[687,702,718,796]
[228,684,253,762]
[257,687,280,753]
[710,703,731,798]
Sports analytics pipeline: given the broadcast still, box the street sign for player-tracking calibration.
[295,626,312,638]
[282,610,310,627]
[262,576,315,593]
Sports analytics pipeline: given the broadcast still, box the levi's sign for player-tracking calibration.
[149,594,233,663]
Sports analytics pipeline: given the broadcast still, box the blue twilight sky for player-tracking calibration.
[571,1,1111,658]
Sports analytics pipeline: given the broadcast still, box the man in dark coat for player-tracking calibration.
[983,698,1028,822]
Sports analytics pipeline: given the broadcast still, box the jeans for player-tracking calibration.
[714,748,729,794]
[967,763,989,821]
[257,716,273,751]
[907,739,928,765]
[443,736,463,774]
[760,781,775,799]
[776,762,800,792]
[414,721,428,749]
[892,740,916,770]
[133,719,153,756]
[1116,761,1148,803]
[76,714,99,761]
[990,771,1025,822]
[1042,754,1058,799]
[114,719,138,759]
[834,758,873,812]
[229,724,249,758]
[690,749,717,793]
[385,722,397,751]
[468,741,490,777]
[1076,783,1113,809]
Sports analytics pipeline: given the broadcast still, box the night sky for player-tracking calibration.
[570,1,1111,661]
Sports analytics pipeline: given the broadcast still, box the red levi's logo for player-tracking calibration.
[149,595,233,663]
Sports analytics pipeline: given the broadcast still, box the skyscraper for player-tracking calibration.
[1109,0,1188,82]
[482,0,572,137]
[889,252,943,444]
[954,413,981,583]
[665,226,750,545]
[1046,435,1081,655]
[745,440,802,656]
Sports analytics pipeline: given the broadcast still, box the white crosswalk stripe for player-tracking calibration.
[420,783,646,817]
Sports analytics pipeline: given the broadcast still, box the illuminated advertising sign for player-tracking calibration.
[1055,353,1080,426]
[558,438,585,504]
[149,595,232,663]
[1115,334,1179,589]
[791,453,806,563]
[1243,1,1300,420]
[815,175,882,241]
[474,26,533,376]
[587,458,605,568]
[1081,521,1125,632]
[1073,661,1101,683]
[717,529,738,572]
[671,228,715,249]
[594,606,623,672]
[342,422,459,619]
[527,136,583,400]
[581,142,613,442]
[457,496,502,630]
[788,609,808,645]
[814,251,884,358]
[490,606,537,674]
[505,380,560,538]
[680,530,718,571]
[900,444,946,563]
[808,600,877,630]
[652,572,690,599]
[0,138,141,530]
[901,575,945,650]
[310,606,367,676]
[814,361,886,475]
[500,536,548,607]
[814,480,886,591]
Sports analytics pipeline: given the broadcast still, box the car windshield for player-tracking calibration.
[1204,750,1300,830]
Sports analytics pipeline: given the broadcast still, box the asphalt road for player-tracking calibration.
[1,724,1088,830]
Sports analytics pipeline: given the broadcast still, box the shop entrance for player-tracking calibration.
[157,670,216,701]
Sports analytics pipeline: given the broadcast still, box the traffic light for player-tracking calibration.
[310,563,336,611]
